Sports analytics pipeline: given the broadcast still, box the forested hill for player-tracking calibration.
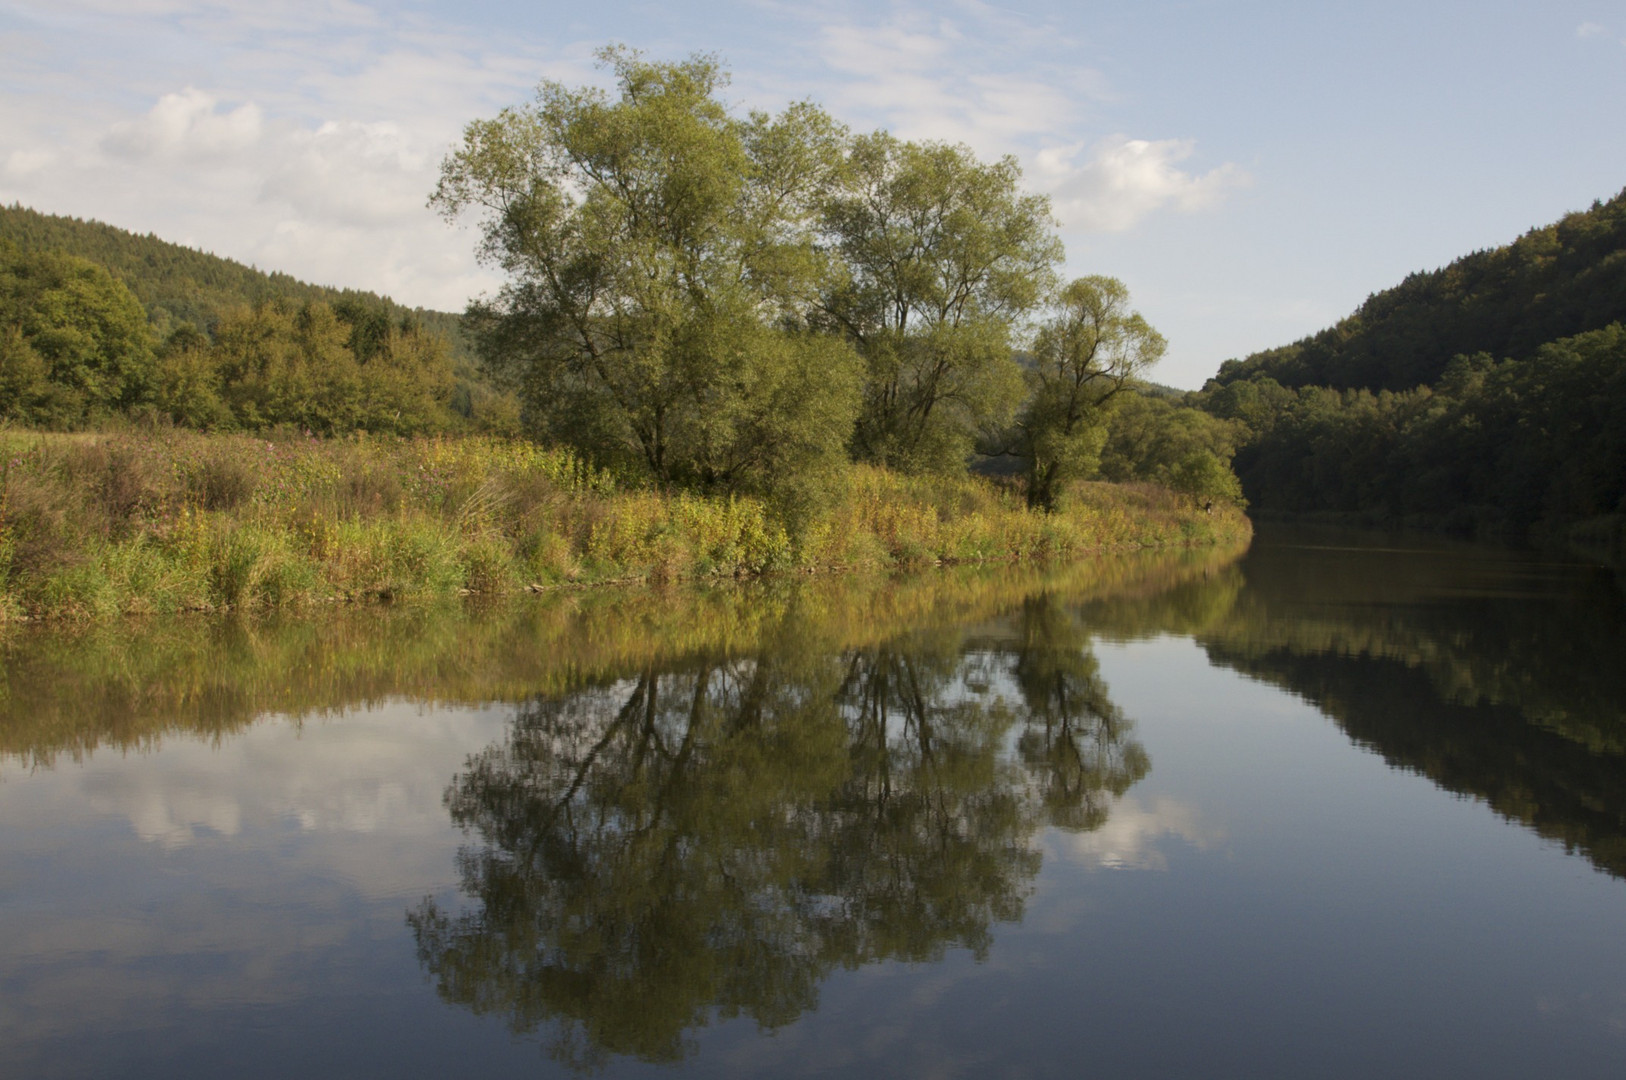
[1211,187,1626,392]
[0,203,469,361]
[1197,187,1626,554]
[0,204,525,433]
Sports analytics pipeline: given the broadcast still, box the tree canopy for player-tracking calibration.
[433,48,862,503]
[1013,275,1167,509]
[819,134,1061,473]
[0,247,153,424]
[0,208,518,433]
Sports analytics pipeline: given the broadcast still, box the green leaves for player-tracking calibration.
[436,49,863,501]
[1218,322,1626,527]
[435,51,1083,493]
[0,250,153,422]
[1015,276,1170,510]
[820,134,1061,472]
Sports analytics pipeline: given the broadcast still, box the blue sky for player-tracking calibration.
[3,0,1624,387]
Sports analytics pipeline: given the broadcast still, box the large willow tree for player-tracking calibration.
[818,135,1063,473]
[431,48,861,503]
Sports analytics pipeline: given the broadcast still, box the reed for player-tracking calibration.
[0,428,1251,620]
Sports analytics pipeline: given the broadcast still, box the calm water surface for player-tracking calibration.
[3,528,1624,1078]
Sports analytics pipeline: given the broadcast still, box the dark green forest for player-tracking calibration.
[1197,188,1626,557]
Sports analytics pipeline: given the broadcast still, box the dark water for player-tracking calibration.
[3,529,1624,1078]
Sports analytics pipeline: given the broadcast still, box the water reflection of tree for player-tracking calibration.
[408,597,1145,1068]
[1013,597,1150,831]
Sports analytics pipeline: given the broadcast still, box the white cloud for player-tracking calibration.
[1575,21,1608,38]
[41,83,489,304]
[1036,135,1251,233]
[56,703,510,857]
[3,149,54,178]
[260,120,431,227]
[1058,795,1225,870]
[810,10,1104,152]
[101,87,264,160]
[791,8,1244,237]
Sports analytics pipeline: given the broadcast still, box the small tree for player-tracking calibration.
[1015,277,1166,510]
[1168,449,1246,506]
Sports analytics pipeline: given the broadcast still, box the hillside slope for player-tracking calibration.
[1211,187,1626,392]
[1199,189,1626,549]
[0,204,471,363]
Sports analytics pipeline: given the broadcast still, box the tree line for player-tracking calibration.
[433,47,1242,511]
[0,205,520,433]
[0,202,473,363]
[1202,326,1626,530]
[0,243,516,434]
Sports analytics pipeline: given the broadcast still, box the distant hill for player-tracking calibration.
[0,204,472,364]
[0,204,523,433]
[1199,188,1626,546]
[1211,187,1626,392]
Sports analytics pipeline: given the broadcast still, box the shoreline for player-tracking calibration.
[0,541,1253,765]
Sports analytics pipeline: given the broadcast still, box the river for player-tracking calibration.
[2,526,1623,1078]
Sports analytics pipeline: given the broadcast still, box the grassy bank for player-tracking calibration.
[0,429,1250,620]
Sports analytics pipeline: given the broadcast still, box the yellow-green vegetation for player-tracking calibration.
[0,206,519,433]
[0,428,1248,621]
[0,540,1246,767]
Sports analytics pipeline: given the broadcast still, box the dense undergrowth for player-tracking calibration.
[0,429,1249,621]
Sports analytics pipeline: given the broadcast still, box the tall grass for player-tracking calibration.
[0,428,1250,620]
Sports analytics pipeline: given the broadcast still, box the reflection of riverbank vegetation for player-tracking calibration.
[0,429,1248,621]
[1200,530,1626,877]
[0,543,1246,768]
[408,589,1149,1068]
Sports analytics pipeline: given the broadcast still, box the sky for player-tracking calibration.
[2,0,1625,388]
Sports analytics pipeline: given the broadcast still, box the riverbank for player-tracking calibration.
[0,429,1250,620]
